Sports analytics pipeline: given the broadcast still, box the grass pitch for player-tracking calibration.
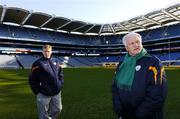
[0,67,179,119]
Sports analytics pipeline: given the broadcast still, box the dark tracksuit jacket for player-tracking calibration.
[29,57,64,96]
[112,54,168,119]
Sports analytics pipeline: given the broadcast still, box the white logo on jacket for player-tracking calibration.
[135,65,141,71]
[53,62,57,65]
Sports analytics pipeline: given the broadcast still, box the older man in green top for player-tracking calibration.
[112,32,168,119]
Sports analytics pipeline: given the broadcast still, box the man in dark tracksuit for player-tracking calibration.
[29,45,64,119]
[112,32,168,119]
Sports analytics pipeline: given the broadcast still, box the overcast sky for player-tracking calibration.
[1,0,179,24]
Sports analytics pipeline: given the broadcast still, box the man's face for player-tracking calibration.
[125,36,143,56]
[43,47,52,59]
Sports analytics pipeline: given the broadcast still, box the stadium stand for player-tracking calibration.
[15,55,40,68]
[0,54,18,68]
[0,4,179,68]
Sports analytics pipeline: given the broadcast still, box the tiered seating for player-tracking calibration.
[15,55,40,68]
[154,52,180,61]
[28,28,52,42]
[61,56,122,67]
[0,24,179,67]
[0,24,11,37]
[0,55,18,68]
[140,24,180,41]
[8,25,32,39]
[0,24,121,45]
[165,24,180,38]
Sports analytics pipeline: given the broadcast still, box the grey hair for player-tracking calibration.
[122,32,142,46]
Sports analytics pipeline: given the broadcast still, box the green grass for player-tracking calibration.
[165,68,180,119]
[0,68,179,119]
[0,69,37,119]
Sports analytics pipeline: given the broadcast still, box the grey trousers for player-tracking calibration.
[36,92,62,119]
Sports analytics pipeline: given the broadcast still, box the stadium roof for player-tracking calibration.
[0,3,180,35]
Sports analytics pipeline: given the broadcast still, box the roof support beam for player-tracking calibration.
[126,21,146,30]
[98,25,104,35]
[161,9,180,21]
[40,16,54,28]
[118,23,129,31]
[21,11,32,25]
[84,24,96,34]
[110,24,115,34]
[1,5,7,22]
[71,24,87,32]
[99,24,114,34]
[56,21,72,30]
[142,16,161,25]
